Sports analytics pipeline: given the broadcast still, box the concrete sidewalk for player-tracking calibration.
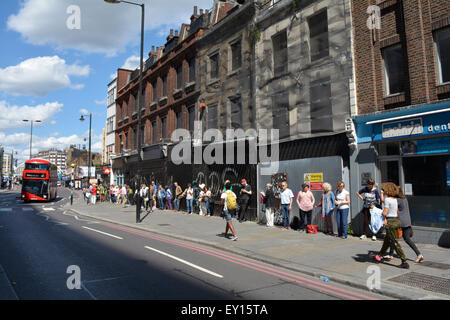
[65,192,450,300]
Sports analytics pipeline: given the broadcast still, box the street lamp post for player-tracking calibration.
[105,0,144,224]
[80,113,92,186]
[23,119,42,159]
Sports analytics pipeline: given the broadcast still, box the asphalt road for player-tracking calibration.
[0,187,388,300]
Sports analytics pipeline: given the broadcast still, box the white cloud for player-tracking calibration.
[0,100,63,131]
[95,99,107,106]
[79,109,89,116]
[0,56,89,96]
[121,55,141,70]
[7,0,212,56]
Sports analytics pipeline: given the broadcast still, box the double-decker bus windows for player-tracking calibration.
[25,163,50,171]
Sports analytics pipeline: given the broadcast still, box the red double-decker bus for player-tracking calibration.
[21,159,58,202]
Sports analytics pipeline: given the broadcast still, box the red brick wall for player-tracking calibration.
[351,0,450,115]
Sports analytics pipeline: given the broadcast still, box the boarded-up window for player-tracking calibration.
[210,53,219,79]
[207,105,218,130]
[309,10,329,62]
[310,77,332,133]
[231,41,242,71]
[189,106,195,133]
[272,30,288,76]
[176,111,182,129]
[161,117,167,139]
[152,121,157,144]
[272,93,290,139]
[230,98,242,129]
[177,64,183,89]
[152,80,157,101]
[189,58,196,82]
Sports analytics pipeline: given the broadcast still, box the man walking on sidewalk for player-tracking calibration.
[221,182,238,241]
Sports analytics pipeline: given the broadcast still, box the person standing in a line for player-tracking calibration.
[356,178,381,241]
[372,183,409,269]
[165,185,173,210]
[317,183,335,235]
[183,184,194,214]
[296,184,315,232]
[385,187,424,263]
[280,182,294,230]
[121,185,128,207]
[221,182,238,241]
[174,182,183,211]
[204,186,212,217]
[199,184,206,216]
[238,179,252,222]
[158,185,166,210]
[264,183,276,227]
[151,181,157,210]
[335,181,350,239]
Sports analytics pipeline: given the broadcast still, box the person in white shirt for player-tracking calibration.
[372,182,409,269]
[280,182,294,230]
[335,181,350,239]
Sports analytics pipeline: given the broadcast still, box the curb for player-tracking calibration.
[66,207,443,300]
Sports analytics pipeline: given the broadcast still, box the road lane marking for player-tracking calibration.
[43,208,55,211]
[22,208,34,211]
[82,226,123,240]
[144,246,223,279]
[0,208,12,212]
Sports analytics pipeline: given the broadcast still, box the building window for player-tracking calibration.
[177,64,183,89]
[209,53,219,79]
[133,128,137,149]
[434,27,450,84]
[272,93,290,139]
[382,44,405,96]
[141,126,145,145]
[162,74,167,97]
[161,117,167,139]
[176,111,182,129]
[207,105,218,130]
[272,30,288,76]
[133,93,137,112]
[189,58,196,83]
[125,132,128,149]
[152,80,157,101]
[141,87,145,109]
[230,98,242,129]
[231,40,242,71]
[310,77,333,134]
[152,121,157,144]
[119,135,123,152]
[308,10,329,62]
[188,106,195,133]
[107,89,115,106]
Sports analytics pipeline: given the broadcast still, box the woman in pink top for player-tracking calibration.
[296,184,315,232]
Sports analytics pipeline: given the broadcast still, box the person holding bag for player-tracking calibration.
[385,187,424,263]
[372,183,409,269]
[317,183,335,235]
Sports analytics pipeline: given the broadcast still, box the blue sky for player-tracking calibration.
[0,0,212,164]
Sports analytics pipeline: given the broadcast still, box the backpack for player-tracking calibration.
[226,190,237,210]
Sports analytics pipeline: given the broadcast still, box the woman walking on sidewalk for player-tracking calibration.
[296,184,315,232]
[373,182,409,269]
[385,187,424,263]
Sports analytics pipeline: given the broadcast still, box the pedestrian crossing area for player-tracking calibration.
[0,207,39,212]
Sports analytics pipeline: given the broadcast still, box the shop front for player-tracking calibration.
[351,102,450,246]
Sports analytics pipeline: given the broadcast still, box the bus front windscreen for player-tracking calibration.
[22,179,49,196]
[25,163,50,171]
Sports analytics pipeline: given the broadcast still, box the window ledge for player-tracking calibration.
[173,88,183,99]
[383,92,406,105]
[227,69,240,77]
[377,0,398,10]
[159,96,168,106]
[184,81,196,93]
[436,83,450,95]
[207,78,220,88]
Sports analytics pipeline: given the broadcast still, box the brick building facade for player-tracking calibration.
[349,0,450,244]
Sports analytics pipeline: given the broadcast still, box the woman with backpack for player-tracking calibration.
[221,182,238,241]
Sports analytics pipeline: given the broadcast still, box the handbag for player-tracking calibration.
[307,225,318,234]
[396,228,403,239]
